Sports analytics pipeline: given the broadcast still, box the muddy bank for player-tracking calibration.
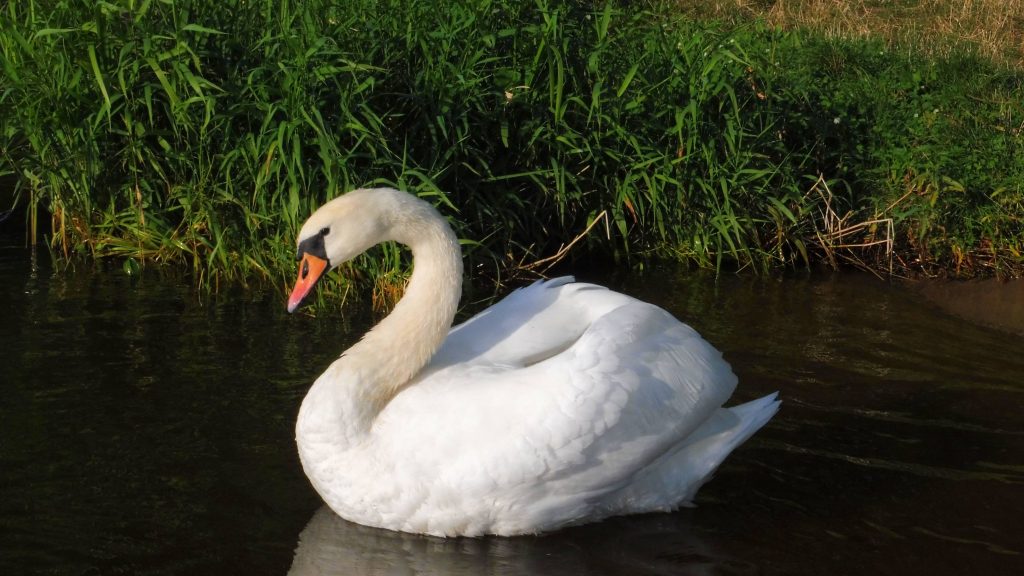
[909,277,1024,336]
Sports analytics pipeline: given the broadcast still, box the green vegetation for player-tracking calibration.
[1,0,1022,295]
[680,0,1024,70]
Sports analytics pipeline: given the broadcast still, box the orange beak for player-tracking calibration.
[287,253,329,313]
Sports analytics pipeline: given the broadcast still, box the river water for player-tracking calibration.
[1,232,1021,575]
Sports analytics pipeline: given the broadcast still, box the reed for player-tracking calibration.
[1,0,1021,293]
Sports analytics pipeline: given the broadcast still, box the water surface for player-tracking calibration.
[1,235,1021,575]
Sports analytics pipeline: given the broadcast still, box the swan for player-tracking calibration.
[286,187,779,537]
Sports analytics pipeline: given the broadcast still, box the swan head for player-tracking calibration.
[287,189,396,313]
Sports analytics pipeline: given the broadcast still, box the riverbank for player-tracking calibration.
[1,0,1021,290]
[911,277,1024,336]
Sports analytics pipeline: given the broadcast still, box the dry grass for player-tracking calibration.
[805,176,897,278]
[679,0,1024,68]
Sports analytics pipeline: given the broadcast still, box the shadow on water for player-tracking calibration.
[1,228,1022,575]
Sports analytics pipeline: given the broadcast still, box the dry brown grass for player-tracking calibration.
[679,0,1024,68]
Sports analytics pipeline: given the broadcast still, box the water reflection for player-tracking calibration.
[288,506,731,576]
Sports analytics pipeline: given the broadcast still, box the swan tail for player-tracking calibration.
[606,392,780,513]
[726,392,781,446]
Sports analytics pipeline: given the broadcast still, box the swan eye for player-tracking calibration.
[297,229,330,263]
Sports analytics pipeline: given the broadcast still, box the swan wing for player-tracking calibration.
[512,301,739,526]
[429,277,620,369]
[375,290,739,534]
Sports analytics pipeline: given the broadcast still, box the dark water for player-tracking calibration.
[1,235,1021,576]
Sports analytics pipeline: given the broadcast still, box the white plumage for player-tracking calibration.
[287,187,779,537]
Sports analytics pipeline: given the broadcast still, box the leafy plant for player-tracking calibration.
[1,0,1021,295]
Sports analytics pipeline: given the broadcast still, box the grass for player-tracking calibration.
[680,0,1024,69]
[1,0,1022,300]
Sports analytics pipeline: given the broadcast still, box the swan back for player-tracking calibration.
[365,280,743,535]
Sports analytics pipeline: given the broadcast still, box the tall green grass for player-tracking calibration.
[1,0,1022,290]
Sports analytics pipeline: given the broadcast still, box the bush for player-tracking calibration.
[2,0,1022,288]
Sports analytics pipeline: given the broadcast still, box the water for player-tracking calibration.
[1,235,1021,575]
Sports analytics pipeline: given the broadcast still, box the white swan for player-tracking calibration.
[286,187,779,537]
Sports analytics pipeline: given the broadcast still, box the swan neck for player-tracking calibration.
[351,225,463,411]
[303,204,462,437]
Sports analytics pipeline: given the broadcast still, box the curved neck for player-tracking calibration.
[299,207,463,440]
[350,221,463,414]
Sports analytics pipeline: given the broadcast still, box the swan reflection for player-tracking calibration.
[288,506,734,576]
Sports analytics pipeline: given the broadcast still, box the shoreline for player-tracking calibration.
[909,277,1024,336]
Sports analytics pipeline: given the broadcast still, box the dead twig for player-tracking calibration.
[517,210,609,276]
